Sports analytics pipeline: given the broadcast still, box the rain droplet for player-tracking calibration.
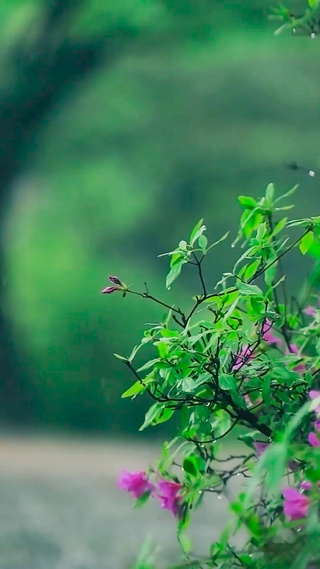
[237,472,241,476]
[217,494,222,500]
[309,169,316,177]
[167,287,171,290]
[231,243,235,248]
[205,402,211,407]
[292,27,297,35]
[200,444,205,448]
[311,32,316,39]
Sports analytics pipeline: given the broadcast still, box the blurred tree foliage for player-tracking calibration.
[0,0,319,433]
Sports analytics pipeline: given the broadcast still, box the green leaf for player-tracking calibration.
[170,251,184,268]
[265,182,275,206]
[237,282,263,297]
[139,402,161,430]
[190,219,206,246]
[128,344,142,362]
[274,184,298,205]
[219,374,237,391]
[305,240,320,259]
[264,262,277,287]
[137,359,159,372]
[156,340,169,359]
[139,404,174,430]
[243,259,261,281]
[261,376,271,405]
[207,231,230,252]
[122,381,146,398]
[299,231,314,255]
[272,217,288,237]
[155,407,174,425]
[166,262,183,289]
[178,240,188,251]
[134,490,153,509]
[177,530,192,556]
[308,0,319,8]
[238,431,261,450]
[198,234,208,252]
[238,195,257,210]
[182,457,199,477]
[230,391,247,409]
[114,353,128,362]
[181,377,195,392]
[260,442,288,495]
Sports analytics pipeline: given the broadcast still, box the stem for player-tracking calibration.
[266,212,292,352]
[223,392,272,437]
[124,361,159,401]
[192,252,207,297]
[126,289,185,317]
[250,225,312,282]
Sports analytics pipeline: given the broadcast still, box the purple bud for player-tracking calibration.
[101,286,120,294]
[109,275,122,286]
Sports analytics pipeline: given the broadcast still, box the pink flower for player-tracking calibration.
[156,479,182,516]
[300,481,312,491]
[309,390,320,413]
[118,470,155,498]
[262,319,282,346]
[253,442,269,457]
[101,275,124,294]
[304,306,317,318]
[283,487,309,521]
[308,431,320,447]
[232,345,255,371]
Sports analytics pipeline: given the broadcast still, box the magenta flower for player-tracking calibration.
[283,487,309,521]
[118,470,155,498]
[101,275,124,294]
[308,431,320,447]
[300,481,312,491]
[304,306,317,318]
[156,479,182,516]
[262,319,282,346]
[253,442,269,457]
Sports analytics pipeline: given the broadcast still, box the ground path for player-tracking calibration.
[0,435,236,569]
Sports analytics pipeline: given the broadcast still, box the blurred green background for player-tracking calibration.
[0,0,318,435]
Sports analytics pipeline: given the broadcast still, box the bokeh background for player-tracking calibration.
[0,1,319,567]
